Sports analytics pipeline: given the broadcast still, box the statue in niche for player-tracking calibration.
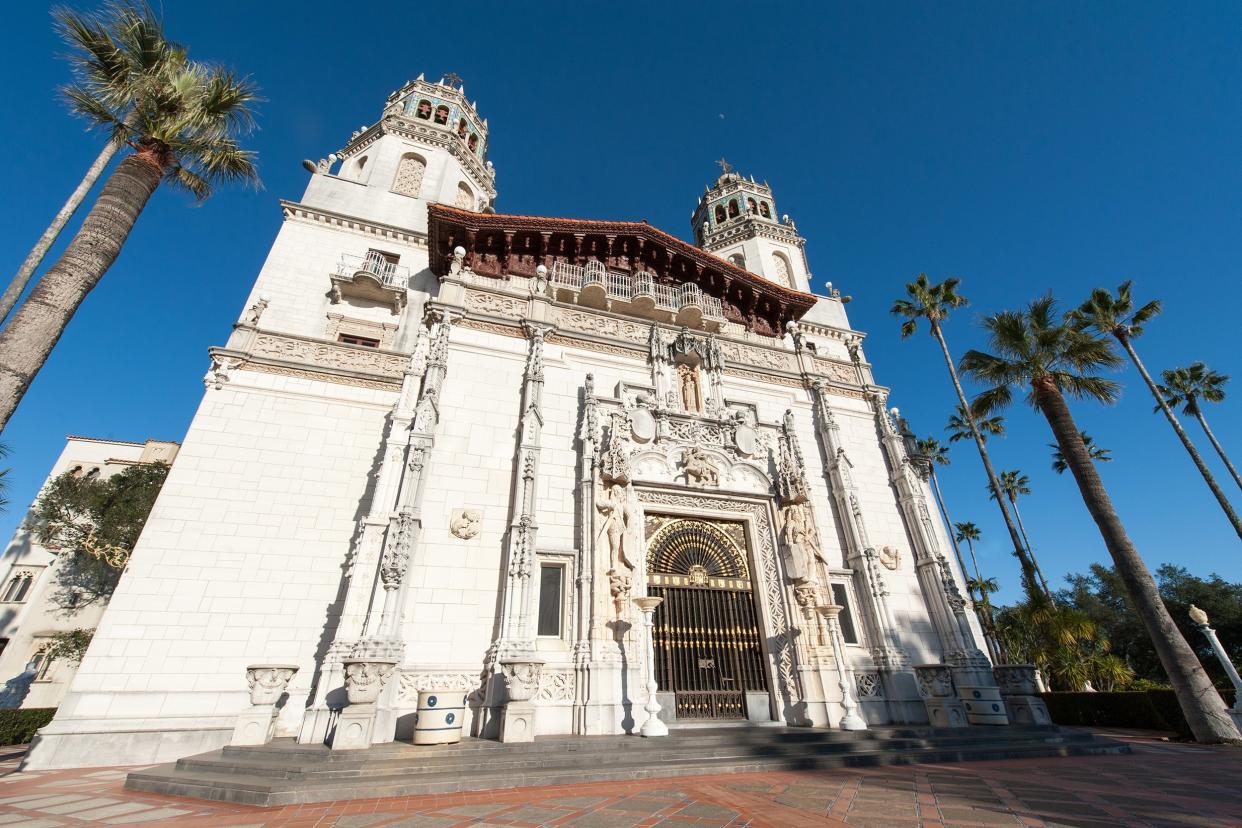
[596,482,636,573]
[676,363,703,413]
[781,502,826,566]
[680,447,720,488]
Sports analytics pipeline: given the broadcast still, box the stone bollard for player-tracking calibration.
[993,664,1052,726]
[498,659,543,743]
[914,664,968,728]
[231,664,299,746]
[331,658,398,750]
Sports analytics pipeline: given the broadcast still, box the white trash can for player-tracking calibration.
[413,690,467,745]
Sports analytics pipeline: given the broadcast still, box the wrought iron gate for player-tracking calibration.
[646,518,769,720]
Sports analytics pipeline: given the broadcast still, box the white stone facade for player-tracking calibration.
[24,76,996,770]
[0,437,179,712]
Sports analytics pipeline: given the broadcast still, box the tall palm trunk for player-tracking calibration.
[1190,403,1242,491]
[1033,376,1240,743]
[0,145,164,433]
[929,467,1000,658]
[0,141,121,330]
[962,537,1000,655]
[1116,333,1242,539]
[931,322,1042,597]
[1008,497,1053,596]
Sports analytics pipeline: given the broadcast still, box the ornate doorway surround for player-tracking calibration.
[646,518,768,719]
[635,489,802,723]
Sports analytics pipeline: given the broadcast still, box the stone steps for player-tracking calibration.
[125,725,1130,807]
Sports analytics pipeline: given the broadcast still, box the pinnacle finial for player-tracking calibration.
[442,72,464,88]
[1189,604,1210,626]
[715,157,733,174]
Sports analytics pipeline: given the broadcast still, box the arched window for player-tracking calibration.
[455,182,475,209]
[468,133,479,152]
[747,197,758,215]
[415,100,432,119]
[727,199,739,218]
[352,155,369,182]
[729,253,746,269]
[713,205,726,223]
[771,252,794,288]
[759,201,771,218]
[2,573,32,603]
[434,105,449,124]
[28,648,52,680]
[391,153,426,197]
[457,118,468,138]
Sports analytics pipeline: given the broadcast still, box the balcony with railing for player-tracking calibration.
[550,261,723,328]
[330,252,410,315]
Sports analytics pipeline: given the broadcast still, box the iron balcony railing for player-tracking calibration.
[337,252,410,287]
[550,260,723,319]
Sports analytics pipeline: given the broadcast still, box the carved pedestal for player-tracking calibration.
[231,665,298,747]
[331,658,397,751]
[499,659,543,744]
[951,665,1009,726]
[915,664,968,728]
[993,664,1052,726]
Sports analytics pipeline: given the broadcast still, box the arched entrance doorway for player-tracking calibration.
[645,517,769,720]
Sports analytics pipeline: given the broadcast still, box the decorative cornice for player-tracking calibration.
[281,201,429,247]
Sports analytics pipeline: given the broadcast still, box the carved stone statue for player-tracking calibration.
[450,508,482,540]
[676,363,702,413]
[243,296,268,326]
[680,447,720,488]
[878,545,900,571]
[782,502,826,566]
[596,482,635,572]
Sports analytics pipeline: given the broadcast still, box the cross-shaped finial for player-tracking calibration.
[715,157,733,174]
[442,72,463,88]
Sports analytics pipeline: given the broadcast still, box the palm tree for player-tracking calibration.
[892,274,1042,598]
[0,2,183,328]
[1051,431,1111,474]
[987,469,1052,597]
[0,25,260,433]
[945,403,1005,444]
[956,521,1002,660]
[961,295,1240,742]
[914,436,974,596]
[1157,363,1241,491]
[1069,282,1241,539]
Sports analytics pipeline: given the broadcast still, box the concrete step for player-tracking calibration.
[127,731,1130,807]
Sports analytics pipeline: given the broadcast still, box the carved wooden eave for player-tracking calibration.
[428,204,818,338]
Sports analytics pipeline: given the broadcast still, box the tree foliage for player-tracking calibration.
[33,461,168,606]
[1060,563,1242,687]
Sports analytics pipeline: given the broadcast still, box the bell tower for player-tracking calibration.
[690,161,811,293]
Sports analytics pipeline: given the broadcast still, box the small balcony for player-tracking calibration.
[550,261,723,328]
[330,252,410,315]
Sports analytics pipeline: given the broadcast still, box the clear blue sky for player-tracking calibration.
[1,1,1238,603]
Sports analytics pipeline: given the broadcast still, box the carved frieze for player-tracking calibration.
[249,333,407,378]
[553,308,649,342]
[464,289,526,319]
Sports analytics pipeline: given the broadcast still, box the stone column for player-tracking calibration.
[809,382,914,720]
[231,665,298,746]
[1189,606,1242,731]
[483,324,550,736]
[571,374,599,735]
[817,606,867,730]
[633,596,668,737]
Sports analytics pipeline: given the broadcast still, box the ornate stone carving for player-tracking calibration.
[676,363,703,413]
[780,502,825,571]
[608,569,632,617]
[553,308,648,342]
[464,289,526,319]
[250,332,407,378]
[914,664,955,699]
[342,659,398,705]
[599,413,631,485]
[245,664,298,706]
[450,508,482,540]
[775,410,811,506]
[993,664,1040,696]
[380,511,414,589]
[718,340,796,371]
[596,482,636,572]
[878,545,901,571]
[813,358,857,383]
[680,447,720,487]
[399,670,484,701]
[500,660,543,702]
[508,514,536,579]
[536,670,576,701]
[856,672,882,698]
[242,297,269,326]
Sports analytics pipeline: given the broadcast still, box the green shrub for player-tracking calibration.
[0,708,56,746]
[1041,689,1236,739]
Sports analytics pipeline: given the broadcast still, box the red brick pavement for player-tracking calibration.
[0,731,1237,827]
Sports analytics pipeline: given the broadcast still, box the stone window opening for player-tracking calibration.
[415,99,432,119]
[391,152,426,198]
[713,205,726,223]
[830,582,860,645]
[747,197,758,215]
[727,199,739,218]
[1,572,33,603]
[468,133,479,152]
[759,201,771,218]
[457,118,468,138]
[536,563,566,638]
[351,155,369,182]
[337,333,380,348]
[728,253,746,269]
[771,252,794,289]
[27,647,53,682]
[434,105,449,124]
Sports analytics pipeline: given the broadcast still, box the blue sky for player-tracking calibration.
[0,1,1238,603]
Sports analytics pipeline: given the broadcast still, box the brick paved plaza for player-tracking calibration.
[0,731,1237,828]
